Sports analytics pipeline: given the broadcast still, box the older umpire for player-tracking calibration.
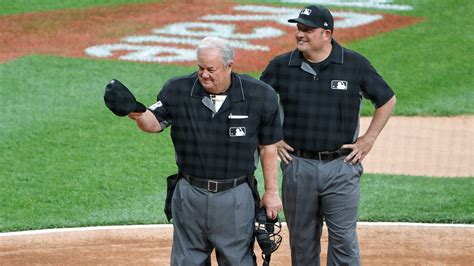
[129,37,283,265]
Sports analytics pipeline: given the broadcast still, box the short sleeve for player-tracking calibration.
[258,86,283,145]
[150,81,173,130]
[359,57,395,108]
[260,59,279,93]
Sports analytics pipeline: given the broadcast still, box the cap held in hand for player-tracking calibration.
[104,79,147,117]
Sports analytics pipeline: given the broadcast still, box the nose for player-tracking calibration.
[296,29,304,38]
[200,70,210,79]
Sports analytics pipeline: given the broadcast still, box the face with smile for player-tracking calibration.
[197,48,233,94]
[295,23,331,57]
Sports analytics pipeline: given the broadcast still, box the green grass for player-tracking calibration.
[1,0,473,115]
[0,56,191,231]
[348,0,474,115]
[359,175,474,224]
[0,0,163,15]
[1,0,473,232]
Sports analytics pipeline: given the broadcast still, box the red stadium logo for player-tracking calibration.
[0,0,421,72]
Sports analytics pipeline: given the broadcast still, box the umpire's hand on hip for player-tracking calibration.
[276,140,294,164]
[341,134,375,164]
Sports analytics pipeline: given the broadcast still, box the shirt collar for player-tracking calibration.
[190,72,245,102]
[288,39,344,67]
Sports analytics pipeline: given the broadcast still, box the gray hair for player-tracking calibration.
[197,37,234,67]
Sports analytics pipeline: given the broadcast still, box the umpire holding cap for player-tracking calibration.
[260,5,396,266]
[129,37,283,265]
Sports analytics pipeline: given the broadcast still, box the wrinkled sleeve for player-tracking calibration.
[260,59,280,93]
[359,57,395,108]
[258,85,283,145]
[149,80,173,130]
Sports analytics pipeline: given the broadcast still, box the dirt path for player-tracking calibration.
[1,223,473,265]
[360,116,473,177]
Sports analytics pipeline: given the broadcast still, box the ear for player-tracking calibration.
[323,30,332,42]
[226,60,234,71]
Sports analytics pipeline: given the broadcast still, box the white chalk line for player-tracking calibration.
[1,222,473,237]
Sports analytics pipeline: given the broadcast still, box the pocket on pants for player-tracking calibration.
[344,159,363,177]
[281,156,297,181]
[171,179,187,214]
[281,159,291,176]
[357,163,364,176]
[234,184,255,234]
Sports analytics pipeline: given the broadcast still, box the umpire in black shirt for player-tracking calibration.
[129,37,283,265]
[261,5,396,266]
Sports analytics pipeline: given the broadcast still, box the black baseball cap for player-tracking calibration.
[104,79,147,117]
[288,5,334,31]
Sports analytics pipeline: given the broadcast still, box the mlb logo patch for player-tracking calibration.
[229,127,246,137]
[331,80,348,90]
[301,8,312,16]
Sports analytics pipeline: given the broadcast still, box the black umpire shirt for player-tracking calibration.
[150,72,282,180]
[261,39,394,152]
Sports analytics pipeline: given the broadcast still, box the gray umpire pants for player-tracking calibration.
[282,155,363,266]
[171,178,255,266]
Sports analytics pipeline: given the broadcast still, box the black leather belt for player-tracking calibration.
[183,174,248,193]
[293,148,352,161]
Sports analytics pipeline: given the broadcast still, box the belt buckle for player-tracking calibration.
[208,180,218,193]
[319,151,330,161]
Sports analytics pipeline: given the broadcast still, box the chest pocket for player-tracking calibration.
[227,113,260,147]
[226,99,260,146]
[228,113,250,139]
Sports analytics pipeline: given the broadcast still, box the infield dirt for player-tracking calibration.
[1,223,473,265]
